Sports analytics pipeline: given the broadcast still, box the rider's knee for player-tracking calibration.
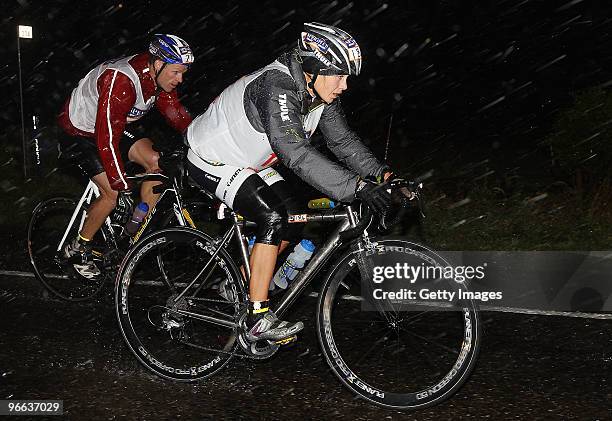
[256,206,288,246]
[99,188,118,205]
[142,151,160,172]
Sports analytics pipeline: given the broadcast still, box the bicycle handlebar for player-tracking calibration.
[339,205,372,242]
[338,179,423,242]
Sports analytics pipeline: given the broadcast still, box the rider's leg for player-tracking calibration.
[57,134,116,242]
[261,171,305,254]
[186,158,303,341]
[278,241,290,254]
[64,172,116,277]
[233,177,288,299]
[79,172,118,240]
[249,243,280,300]
[127,138,161,211]
[233,179,303,341]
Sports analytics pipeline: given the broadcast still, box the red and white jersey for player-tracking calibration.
[58,53,191,190]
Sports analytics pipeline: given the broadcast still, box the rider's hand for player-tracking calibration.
[388,177,417,202]
[355,177,392,215]
[113,190,134,225]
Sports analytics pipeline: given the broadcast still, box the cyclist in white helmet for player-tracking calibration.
[186,23,393,343]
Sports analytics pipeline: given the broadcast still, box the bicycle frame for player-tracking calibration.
[56,176,191,253]
[177,205,359,322]
[130,176,191,243]
[115,181,481,407]
[57,180,104,253]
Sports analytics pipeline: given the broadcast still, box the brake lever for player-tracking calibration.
[409,182,426,218]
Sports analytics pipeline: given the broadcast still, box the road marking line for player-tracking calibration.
[3,270,612,319]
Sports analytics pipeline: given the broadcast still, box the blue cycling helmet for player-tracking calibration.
[149,34,194,66]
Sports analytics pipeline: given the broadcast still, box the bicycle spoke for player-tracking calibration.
[353,327,394,367]
[393,326,448,373]
[179,305,237,325]
[396,323,461,356]
[116,228,242,381]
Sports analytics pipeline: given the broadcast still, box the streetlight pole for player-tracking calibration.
[17,25,32,180]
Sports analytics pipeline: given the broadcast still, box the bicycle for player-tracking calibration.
[27,159,197,301]
[114,179,481,409]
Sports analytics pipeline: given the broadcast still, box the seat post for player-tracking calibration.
[232,212,251,282]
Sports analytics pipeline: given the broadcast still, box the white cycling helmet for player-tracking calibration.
[298,22,362,76]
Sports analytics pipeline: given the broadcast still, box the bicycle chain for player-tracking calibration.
[180,339,270,360]
[166,297,270,360]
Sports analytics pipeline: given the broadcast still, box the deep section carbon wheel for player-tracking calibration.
[317,239,481,409]
[115,227,245,381]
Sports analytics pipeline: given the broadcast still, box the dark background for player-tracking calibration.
[0,0,612,171]
[3,0,612,182]
[2,4,612,417]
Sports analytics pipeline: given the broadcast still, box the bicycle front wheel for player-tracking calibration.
[115,227,245,381]
[317,239,481,409]
[27,198,106,301]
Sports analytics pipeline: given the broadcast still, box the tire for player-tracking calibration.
[115,227,245,381]
[317,238,481,409]
[27,198,107,301]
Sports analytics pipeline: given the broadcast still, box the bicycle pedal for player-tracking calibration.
[274,335,297,346]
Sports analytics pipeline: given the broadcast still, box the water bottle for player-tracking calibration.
[271,239,316,290]
[248,236,256,254]
[125,202,149,235]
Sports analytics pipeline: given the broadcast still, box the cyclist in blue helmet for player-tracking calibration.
[149,34,195,89]
[57,34,194,278]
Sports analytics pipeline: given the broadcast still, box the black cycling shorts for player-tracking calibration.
[58,122,149,179]
[187,157,304,245]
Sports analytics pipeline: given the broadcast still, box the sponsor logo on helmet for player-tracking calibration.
[278,93,291,122]
[179,46,191,55]
[313,50,333,68]
[158,38,173,50]
[304,32,329,53]
[343,37,357,48]
[348,46,361,62]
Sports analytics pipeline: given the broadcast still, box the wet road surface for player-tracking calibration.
[1,274,612,420]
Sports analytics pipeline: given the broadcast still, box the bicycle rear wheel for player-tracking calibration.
[27,198,107,301]
[317,239,481,409]
[115,227,244,381]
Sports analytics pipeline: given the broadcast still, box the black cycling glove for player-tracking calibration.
[355,177,392,215]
